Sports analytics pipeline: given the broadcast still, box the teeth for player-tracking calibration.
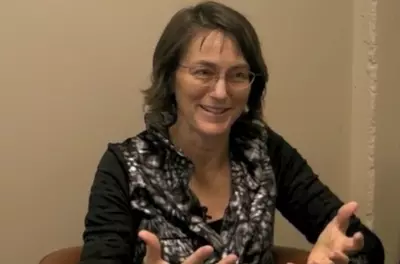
[203,106,225,114]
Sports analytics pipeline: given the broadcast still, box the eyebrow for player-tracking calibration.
[190,60,249,69]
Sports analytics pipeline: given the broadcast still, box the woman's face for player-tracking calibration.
[174,30,252,137]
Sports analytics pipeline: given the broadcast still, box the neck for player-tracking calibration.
[169,119,230,174]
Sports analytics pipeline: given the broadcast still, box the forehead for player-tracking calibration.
[182,30,247,66]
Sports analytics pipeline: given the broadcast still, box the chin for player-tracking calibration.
[194,120,232,137]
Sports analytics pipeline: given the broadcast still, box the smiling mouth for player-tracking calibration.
[200,105,230,115]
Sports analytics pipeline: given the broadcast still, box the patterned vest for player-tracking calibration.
[117,116,277,264]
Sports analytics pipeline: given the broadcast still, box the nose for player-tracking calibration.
[210,76,228,99]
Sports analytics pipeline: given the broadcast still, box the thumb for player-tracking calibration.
[139,230,163,263]
[335,201,358,231]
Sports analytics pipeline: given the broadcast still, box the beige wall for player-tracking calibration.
[350,0,400,262]
[374,0,400,261]
[0,1,398,263]
[262,0,353,250]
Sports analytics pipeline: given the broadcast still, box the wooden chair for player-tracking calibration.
[39,246,309,264]
[39,247,81,264]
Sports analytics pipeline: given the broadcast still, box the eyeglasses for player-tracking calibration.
[179,64,258,90]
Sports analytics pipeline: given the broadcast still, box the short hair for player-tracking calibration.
[143,1,269,142]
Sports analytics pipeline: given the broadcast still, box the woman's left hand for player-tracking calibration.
[303,201,365,264]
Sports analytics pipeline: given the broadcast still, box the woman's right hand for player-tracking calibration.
[138,230,238,264]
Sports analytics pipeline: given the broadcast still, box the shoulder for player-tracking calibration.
[104,129,171,193]
[243,120,286,153]
[97,129,169,186]
[234,120,283,182]
[107,129,168,165]
[94,129,155,171]
[243,121,301,177]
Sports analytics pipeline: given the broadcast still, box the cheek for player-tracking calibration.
[174,80,205,109]
[232,90,250,109]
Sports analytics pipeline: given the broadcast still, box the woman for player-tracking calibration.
[80,1,384,264]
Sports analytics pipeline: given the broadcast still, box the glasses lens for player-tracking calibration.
[231,71,255,89]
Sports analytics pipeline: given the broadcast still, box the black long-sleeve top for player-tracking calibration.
[80,125,384,264]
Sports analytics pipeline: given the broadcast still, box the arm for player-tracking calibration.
[80,147,142,264]
[266,127,384,263]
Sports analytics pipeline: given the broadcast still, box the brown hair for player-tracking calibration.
[142,1,269,142]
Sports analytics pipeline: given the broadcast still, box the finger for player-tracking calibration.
[309,258,334,264]
[329,250,349,263]
[342,232,364,253]
[335,201,358,231]
[182,245,213,264]
[352,231,364,251]
[138,230,163,263]
[217,254,238,264]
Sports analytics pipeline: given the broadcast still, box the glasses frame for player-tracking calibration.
[179,64,259,90]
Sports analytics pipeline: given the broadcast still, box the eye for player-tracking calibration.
[192,68,215,78]
[236,72,248,79]
[229,71,249,82]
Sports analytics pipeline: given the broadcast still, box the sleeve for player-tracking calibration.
[80,146,143,264]
[266,127,384,263]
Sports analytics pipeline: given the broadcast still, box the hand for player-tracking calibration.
[304,201,364,264]
[138,230,238,264]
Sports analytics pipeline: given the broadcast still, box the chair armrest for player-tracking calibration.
[39,246,82,264]
[272,245,309,264]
